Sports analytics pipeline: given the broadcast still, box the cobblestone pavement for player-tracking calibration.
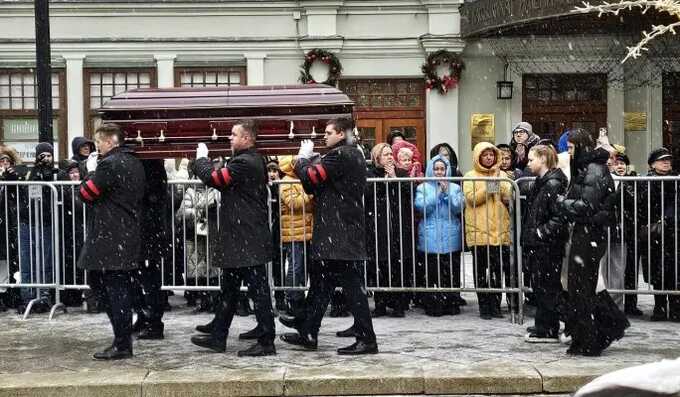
[0,292,678,376]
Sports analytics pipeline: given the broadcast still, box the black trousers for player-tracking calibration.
[212,264,275,345]
[303,260,376,343]
[133,260,164,326]
[567,226,606,353]
[528,247,563,334]
[369,258,413,311]
[472,245,510,314]
[623,242,639,310]
[417,252,461,310]
[89,269,134,350]
[651,256,680,317]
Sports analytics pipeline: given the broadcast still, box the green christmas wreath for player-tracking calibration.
[299,49,343,86]
[421,50,465,95]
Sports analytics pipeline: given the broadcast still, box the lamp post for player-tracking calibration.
[35,0,53,144]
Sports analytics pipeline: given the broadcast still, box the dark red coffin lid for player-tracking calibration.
[97,84,355,159]
[99,84,353,112]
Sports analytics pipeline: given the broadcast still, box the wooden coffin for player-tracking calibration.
[98,84,354,159]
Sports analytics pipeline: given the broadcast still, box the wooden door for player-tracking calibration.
[356,119,382,152]
[522,74,607,143]
[383,118,426,155]
[340,79,426,156]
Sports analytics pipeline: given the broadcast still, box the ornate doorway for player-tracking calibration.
[339,79,426,156]
[522,74,608,143]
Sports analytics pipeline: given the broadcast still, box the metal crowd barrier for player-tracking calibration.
[269,176,525,324]
[0,181,64,320]
[515,175,680,314]
[12,173,680,324]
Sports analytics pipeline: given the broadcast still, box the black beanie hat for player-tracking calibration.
[35,142,54,158]
[615,153,630,165]
[648,147,672,165]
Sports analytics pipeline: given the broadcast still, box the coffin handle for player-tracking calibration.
[212,128,218,141]
[311,125,317,139]
[136,130,144,147]
[288,121,295,140]
[159,129,166,142]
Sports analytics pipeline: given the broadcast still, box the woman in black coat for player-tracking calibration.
[365,143,412,317]
[522,145,568,342]
[559,129,628,356]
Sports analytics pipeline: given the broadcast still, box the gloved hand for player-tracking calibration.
[196,143,209,159]
[298,139,314,159]
[86,152,99,173]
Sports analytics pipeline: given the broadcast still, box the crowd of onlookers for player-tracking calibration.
[1,123,679,349]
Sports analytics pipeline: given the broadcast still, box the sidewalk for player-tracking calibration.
[0,294,678,396]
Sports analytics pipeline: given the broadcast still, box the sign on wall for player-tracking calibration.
[2,119,59,162]
[471,114,495,148]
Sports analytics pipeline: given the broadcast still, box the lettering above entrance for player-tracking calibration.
[461,0,583,37]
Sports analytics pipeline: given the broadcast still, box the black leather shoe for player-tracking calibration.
[239,326,264,340]
[278,314,304,331]
[190,335,226,353]
[279,332,317,350]
[237,342,276,357]
[337,340,378,355]
[336,326,357,338]
[138,323,164,340]
[93,345,133,360]
[196,321,214,334]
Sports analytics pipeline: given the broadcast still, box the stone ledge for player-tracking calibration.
[283,363,424,396]
[0,362,630,396]
[0,369,149,397]
[423,361,543,395]
[536,361,637,393]
[142,368,285,397]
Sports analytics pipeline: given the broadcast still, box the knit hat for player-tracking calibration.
[615,153,630,165]
[512,122,533,135]
[648,147,672,165]
[35,142,54,158]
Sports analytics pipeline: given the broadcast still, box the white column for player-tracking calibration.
[244,52,267,86]
[154,54,176,88]
[426,87,459,156]
[64,54,85,156]
[607,66,625,145]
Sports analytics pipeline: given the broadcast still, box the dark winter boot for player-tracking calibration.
[93,337,133,360]
[237,293,252,317]
[138,322,164,340]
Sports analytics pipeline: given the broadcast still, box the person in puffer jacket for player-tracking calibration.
[415,155,464,316]
[464,142,513,319]
[278,155,314,318]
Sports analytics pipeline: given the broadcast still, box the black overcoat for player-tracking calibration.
[295,143,367,261]
[77,146,145,271]
[193,147,272,268]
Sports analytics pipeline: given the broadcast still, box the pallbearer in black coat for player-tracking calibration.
[189,120,276,357]
[279,117,378,355]
[78,124,146,360]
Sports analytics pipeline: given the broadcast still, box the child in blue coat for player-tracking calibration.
[415,155,465,316]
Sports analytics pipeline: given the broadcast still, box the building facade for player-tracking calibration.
[460,0,680,172]
[0,0,677,172]
[0,0,464,166]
